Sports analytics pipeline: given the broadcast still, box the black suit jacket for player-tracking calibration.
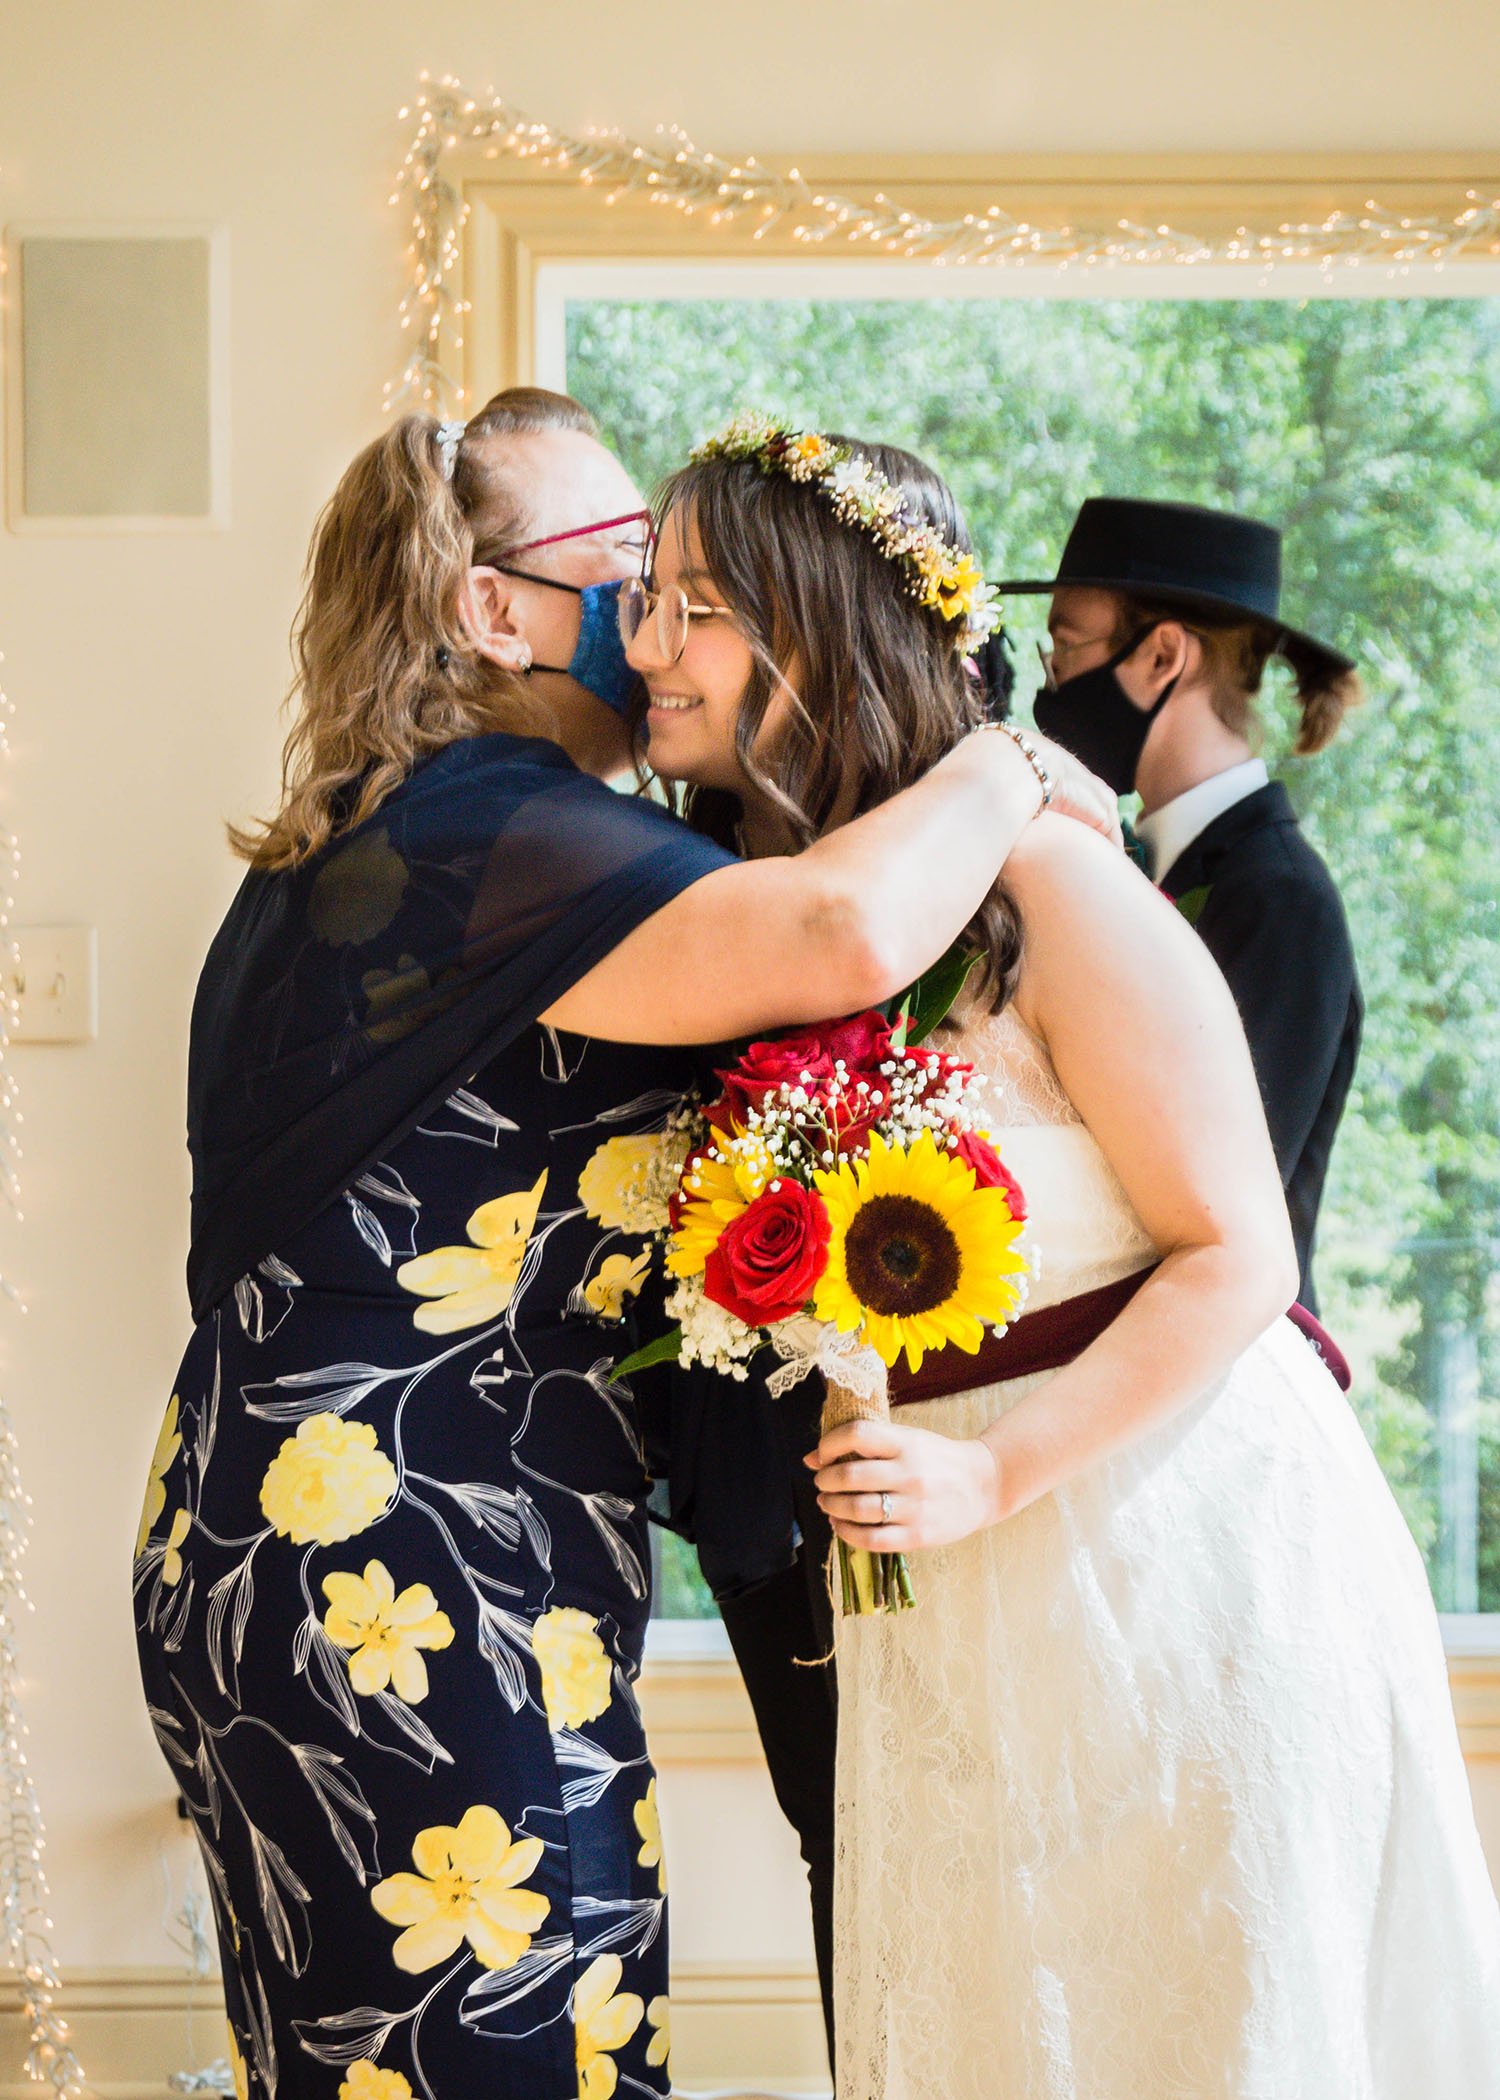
[1158,781,1361,1311]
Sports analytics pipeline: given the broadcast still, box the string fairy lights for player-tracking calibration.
[0,657,86,2097]
[0,1417,88,2099]
[385,74,1500,415]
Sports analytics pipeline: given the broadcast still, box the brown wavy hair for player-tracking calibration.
[231,388,599,869]
[648,436,1022,1009]
[1112,594,1363,756]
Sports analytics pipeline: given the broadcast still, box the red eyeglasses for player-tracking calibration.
[506,509,653,557]
[473,509,654,593]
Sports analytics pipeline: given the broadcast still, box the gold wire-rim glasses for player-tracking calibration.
[618,576,734,665]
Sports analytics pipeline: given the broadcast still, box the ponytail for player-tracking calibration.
[1282,641,1364,755]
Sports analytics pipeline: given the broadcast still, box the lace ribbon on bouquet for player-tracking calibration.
[766,1317,887,1410]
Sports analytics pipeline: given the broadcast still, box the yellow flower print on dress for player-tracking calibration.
[370,1804,549,1974]
[307,826,409,946]
[577,1132,686,1234]
[633,1778,666,1894]
[339,2062,413,2100]
[582,1250,651,1322]
[258,1414,397,1546]
[645,1994,671,2071]
[531,1608,613,1732]
[574,1953,645,2100]
[225,2025,248,2100]
[135,1395,182,1558]
[361,955,431,1045]
[161,1508,191,1587]
[322,1560,455,1703]
[396,1171,548,1333]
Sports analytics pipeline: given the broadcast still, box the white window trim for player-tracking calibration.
[532,252,1500,390]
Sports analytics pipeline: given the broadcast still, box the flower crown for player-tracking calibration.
[688,413,1001,645]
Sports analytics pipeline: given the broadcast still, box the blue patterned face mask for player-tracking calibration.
[485,571,638,718]
[489,571,640,717]
[485,575,638,713]
[563,579,637,715]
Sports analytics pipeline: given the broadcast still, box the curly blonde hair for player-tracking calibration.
[230,388,598,869]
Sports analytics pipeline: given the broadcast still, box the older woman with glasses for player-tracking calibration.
[134,386,1116,2100]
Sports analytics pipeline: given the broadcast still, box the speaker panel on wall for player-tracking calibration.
[5,225,228,531]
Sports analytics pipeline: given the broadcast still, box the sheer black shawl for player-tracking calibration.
[186,732,734,1321]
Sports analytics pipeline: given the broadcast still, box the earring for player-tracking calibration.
[517,644,533,674]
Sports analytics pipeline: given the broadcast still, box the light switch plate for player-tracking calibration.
[9,927,97,1042]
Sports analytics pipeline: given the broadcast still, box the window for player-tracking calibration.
[556,273,1500,1635]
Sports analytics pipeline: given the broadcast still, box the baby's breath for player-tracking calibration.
[666,1274,761,1381]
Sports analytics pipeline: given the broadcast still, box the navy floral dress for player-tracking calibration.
[133,733,759,2097]
[136,1022,691,2099]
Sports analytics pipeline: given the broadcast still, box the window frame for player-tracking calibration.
[445,149,1500,405]
[439,145,1500,1711]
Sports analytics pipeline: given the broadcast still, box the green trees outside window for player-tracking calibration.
[569,292,1500,1619]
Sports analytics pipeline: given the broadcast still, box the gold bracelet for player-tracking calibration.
[976,720,1054,809]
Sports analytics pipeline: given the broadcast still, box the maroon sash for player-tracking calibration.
[889,1266,1351,1407]
[889,1267,1156,1407]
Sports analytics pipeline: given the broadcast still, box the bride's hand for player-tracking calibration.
[808,1417,1002,1552]
[1027,733,1124,850]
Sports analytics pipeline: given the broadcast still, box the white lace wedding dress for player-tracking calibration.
[833,1005,1500,2100]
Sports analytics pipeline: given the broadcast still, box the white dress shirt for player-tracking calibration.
[1134,758,1270,885]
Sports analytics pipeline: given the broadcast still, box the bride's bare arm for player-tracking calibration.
[541,731,1112,1047]
[813,812,1297,1548]
[972,816,1297,1519]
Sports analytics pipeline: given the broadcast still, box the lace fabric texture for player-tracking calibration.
[833,1009,1500,2099]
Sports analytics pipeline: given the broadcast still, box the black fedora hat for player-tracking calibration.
[997,497,1355,677]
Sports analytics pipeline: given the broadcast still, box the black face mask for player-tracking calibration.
[1032,625,1180,795]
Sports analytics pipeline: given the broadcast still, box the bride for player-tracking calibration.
[618,416,1500,2098]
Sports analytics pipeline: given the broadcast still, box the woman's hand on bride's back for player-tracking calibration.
[1027,734,1124,849]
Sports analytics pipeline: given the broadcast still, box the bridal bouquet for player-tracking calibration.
[616,994,1030,1613]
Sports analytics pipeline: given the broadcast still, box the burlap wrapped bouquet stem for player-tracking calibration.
[819,1363,892,1435]
[820,1361,916,1615]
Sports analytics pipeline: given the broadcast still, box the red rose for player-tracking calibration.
[951,1130,1028,1220]
[826,1088,886,1158]
[823,1011,895,1072]
[716,1031,836,1126]
[703,1182,832,1326]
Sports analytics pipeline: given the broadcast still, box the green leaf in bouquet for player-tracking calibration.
[610,1327,685,1381]
[891,942,979,1050]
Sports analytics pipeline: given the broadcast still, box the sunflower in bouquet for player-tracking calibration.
[616,989,1031,1614]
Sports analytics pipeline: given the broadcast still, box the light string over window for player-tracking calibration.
[384,74,1500,417]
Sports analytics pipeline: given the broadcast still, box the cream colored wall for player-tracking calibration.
[1,0,1498,1993]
